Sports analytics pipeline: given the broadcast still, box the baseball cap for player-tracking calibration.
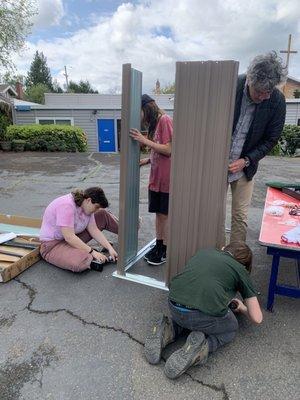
[142,94,155,107]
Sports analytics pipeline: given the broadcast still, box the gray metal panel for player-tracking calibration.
[166,61,239,283]
[43,93,174,110]
[15,111,35,125]
[117,64,142,275]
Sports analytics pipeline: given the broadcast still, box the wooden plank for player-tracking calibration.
[0,245,31,256]
[0,247,40,283]
[0,254,20,262]
[166,60,239,284]
[0,214,41,228]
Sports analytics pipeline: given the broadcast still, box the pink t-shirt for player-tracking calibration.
[149,114,173,193]
[39,193,95,241]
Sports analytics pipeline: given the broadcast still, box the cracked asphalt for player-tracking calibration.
[0,152,299,400]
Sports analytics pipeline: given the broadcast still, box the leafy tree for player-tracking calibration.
[25,51,53,90]
[294,89,300,99]
[1,71,25,86]
[0,0,36,69]
[25,83,49,104]
[68,80,98,93]
[159,82,175,94]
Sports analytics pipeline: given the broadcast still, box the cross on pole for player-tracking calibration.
[280,34,298,71]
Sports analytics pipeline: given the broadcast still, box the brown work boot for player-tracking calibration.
[144,315,175,365]
[164,331,209,379]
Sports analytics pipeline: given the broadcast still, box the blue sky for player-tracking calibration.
[30,1,141,42]
[7,0,300,93]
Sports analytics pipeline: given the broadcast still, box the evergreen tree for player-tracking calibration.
[68,79,98,93]
[25,51,53,90]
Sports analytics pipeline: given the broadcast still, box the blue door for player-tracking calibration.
[98,119,116,152]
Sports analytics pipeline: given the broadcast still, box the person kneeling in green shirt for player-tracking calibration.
[144,242,263,379]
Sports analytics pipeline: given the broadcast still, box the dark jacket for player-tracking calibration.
[233,74,286,180]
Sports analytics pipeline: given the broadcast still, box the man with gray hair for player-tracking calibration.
[227,51,287,243]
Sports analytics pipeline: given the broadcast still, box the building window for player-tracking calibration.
[298,119,300,126]
[36,117,73,125]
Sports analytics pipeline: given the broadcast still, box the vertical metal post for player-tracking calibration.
[117,64,142,275]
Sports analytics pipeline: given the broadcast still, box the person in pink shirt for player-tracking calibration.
[40,187,118,272]
[130,94,173,265]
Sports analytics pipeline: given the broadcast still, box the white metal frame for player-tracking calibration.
[112,239,168,290]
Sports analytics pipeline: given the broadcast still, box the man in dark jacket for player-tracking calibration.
[228,51,287,243]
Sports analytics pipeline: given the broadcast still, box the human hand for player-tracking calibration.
[230,298,247,314]
[92,250,108,264]
[139,158,150,167]
[130,128,148,145]
[228,158,246,174]
[108,247,118,262]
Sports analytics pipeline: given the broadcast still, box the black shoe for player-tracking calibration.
[90,260,104,272]
[144,239,163,261]
[147,245,167,266]
[144,245,157,261]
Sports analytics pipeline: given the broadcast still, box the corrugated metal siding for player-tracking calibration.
[285,103,300,125]
[117,64,142,275]
[166,60,239,283]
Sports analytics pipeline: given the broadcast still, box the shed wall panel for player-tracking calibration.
[166,61,239,283]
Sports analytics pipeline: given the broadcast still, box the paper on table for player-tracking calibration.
[0,232,17,244]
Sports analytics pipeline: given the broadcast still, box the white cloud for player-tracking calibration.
[10,0,300,92]
[32,0,65,28]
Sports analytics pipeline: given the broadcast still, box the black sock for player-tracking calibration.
[156,239,163,248]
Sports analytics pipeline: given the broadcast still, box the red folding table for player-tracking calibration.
[259,187,300,311]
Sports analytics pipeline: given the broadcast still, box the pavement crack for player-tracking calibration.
[14,278,229,398]
[185,372,229,400]
[14,278,143,347]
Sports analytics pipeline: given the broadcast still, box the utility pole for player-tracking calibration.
[280,34,298,97]
[63,65,69,92]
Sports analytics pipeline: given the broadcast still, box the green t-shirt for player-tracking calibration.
[169,249,257,317]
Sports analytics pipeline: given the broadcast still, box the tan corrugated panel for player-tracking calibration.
[117,64,142,275]
[166,61,239,283]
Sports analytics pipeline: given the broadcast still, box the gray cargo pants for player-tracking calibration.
[169,300,238,352]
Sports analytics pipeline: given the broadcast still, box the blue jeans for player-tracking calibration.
[168,300,238,352]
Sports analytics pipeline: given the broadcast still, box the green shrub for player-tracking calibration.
[268,143,280,156]
[279,125,300,156]
[12,139,26,151]
[0,115,11,141]
[6,124,88,152]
